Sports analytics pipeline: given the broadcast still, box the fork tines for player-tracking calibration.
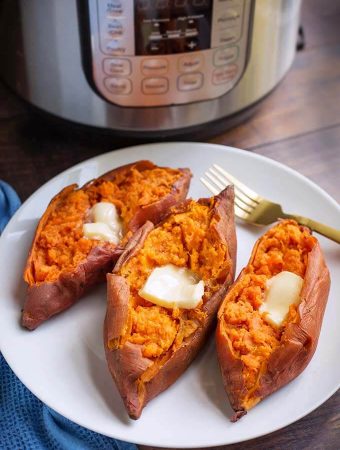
[201,164,262,219]
[200,165,340,242]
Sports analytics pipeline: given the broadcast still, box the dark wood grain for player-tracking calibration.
[209,0,340,149]
[210,42,340,149]
[301,0,340,49]
[0,0,339,449]
[251,124,340,202]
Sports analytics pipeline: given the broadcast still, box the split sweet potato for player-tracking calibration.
[104,186,237,419]
[216,220,330,421]
[22,160,191,330]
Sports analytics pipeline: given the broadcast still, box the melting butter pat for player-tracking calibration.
[83,202,122,243]
[90,202,122,232]
[139,264,205,309]
[83,223,120,244]
[259,271,304,327]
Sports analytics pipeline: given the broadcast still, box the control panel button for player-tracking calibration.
[142,77,169,95]
[103,39,126,55]
[212,65,238,85]
[186,38,199,51]
[147,41,166,55]
[105,1,123,17]
[103,58,131,76]
[217,8,242,30]
[178,55,203,73]
[141,59,169,76]
[214,47,238,67]
[178,73,203,91]
[106,19,124,37]
[211,0,245,48]
[218,29,241,45]
[98,1,134,55]
[104,77,132,95]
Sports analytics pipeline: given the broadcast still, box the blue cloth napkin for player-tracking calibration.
[0,181,137,450]
[0,180,21,233]
[0,355,137,450]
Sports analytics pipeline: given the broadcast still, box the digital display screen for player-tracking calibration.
[136,0,211,12]
[134,0,212,55]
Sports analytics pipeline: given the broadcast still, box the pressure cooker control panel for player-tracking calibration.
[87,0,254,107]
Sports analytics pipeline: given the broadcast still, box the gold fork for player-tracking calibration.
[201,164,340,244]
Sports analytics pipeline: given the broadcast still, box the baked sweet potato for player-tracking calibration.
[216,220,330,421]
[22,161,191,330]
[104,186,236,419]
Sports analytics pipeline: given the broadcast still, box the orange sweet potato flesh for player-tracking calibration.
[216,220,330,421]
[104,186,236,419]
[22,161,191,330]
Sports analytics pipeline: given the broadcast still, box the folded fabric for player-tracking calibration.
[0,181,137,450]
[0,354,137,450]
[0,180,21,233]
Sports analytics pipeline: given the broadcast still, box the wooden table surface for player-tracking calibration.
[1,1,339,449]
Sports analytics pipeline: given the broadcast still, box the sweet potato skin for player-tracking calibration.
[22,245,121,331]
[104,186,236,419]
[22,161,191,330]
[216,222,330,421]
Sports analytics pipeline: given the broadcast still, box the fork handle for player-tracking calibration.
[285,214,340,243]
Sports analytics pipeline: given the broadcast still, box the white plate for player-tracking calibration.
[0,143,339,448]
